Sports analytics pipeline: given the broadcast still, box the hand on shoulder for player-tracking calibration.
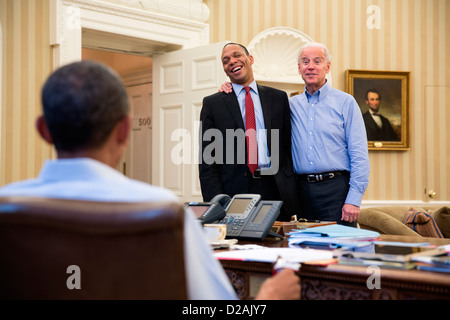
[219,82,233,94]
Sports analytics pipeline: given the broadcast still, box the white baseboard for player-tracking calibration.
[361,200,450,208]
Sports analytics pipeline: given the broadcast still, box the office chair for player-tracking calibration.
[0,196,187,299]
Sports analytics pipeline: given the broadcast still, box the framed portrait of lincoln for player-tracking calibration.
[345,69,410,151]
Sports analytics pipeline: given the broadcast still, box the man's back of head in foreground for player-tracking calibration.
[37,60,130,167]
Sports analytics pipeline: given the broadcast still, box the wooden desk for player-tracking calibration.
[219,235,450,300]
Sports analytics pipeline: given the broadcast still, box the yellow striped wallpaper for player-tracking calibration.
[0,0,448,203]
[0,0,53,186]
[205,0,449,203]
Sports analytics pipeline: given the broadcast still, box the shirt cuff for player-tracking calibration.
[345,188,364,207]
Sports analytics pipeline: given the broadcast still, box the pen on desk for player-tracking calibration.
[297,218,321,223]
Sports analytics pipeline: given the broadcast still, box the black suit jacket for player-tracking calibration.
[199,84,297,219]
[363,111,399,141]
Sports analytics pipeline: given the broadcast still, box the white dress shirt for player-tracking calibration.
[369,110,383,128]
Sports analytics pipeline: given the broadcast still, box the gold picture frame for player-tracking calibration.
[345,69,410,151]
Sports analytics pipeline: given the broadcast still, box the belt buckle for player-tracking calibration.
[252,170,261,179]
[307,175,316,183]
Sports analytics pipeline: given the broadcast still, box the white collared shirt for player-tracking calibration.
[369,110,383,128]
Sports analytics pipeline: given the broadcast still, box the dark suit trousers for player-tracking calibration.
[295,173,356,227]
[247,172,293,221]
[247,174,280,200]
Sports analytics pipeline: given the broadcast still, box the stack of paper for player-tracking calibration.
[214,246,333,264]
[287,224,380,250]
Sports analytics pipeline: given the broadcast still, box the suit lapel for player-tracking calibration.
[365,112,380,131]
[222,91,245,130]
[221,86,273,150]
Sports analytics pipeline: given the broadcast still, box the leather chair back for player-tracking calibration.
[0,196,187,299]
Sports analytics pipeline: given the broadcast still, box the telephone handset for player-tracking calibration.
[184,200,227,225]
[210,194,232,208]
[211,193,283,241]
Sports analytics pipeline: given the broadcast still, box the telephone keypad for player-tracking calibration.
[221,217,246,236]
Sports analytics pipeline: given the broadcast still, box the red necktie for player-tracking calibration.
[244,86,258,174]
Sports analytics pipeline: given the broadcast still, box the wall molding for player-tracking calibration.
[50,0,210,66]
[121,68,153,87]
[361,200,450,209]
[100,0,209,23]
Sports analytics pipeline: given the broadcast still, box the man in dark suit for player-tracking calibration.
[362,89,399,141]
[199,43,297,221]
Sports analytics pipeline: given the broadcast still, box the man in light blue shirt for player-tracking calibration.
[290,42,370,227]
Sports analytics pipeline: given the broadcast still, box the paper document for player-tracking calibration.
[214,247,333,263]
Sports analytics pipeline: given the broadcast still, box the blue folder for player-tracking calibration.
[287,224,380,250]
[290,224,380,239]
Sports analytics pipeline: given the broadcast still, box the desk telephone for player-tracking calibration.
[185,194,283,241]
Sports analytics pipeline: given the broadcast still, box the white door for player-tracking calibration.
[153,42,229,202]
[122,83,153,184]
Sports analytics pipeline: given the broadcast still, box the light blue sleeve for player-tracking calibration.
[183,208,238,300]
[344,96,370,207]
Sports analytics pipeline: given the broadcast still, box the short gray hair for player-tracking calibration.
[297,42,332,63]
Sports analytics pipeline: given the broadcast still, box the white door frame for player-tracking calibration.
[49,0,210,67]
[49,0,210,183]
